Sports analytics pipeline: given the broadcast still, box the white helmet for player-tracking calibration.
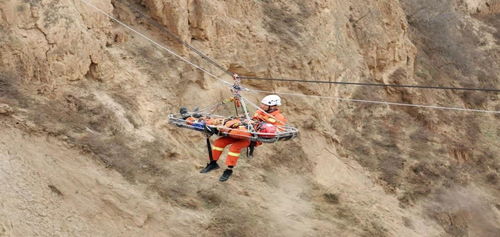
[261,95,281,106]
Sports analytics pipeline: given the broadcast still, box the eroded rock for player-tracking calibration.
[0,104,14,115]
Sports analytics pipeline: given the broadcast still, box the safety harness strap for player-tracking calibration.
[206,136,213,161]
[247,141,256,158]
[204,125,214,161]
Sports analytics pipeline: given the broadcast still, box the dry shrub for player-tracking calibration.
[152,179,201,209]
[361,221,389,237]
[399,161,442,205]
[0,73,16,98]
[29,92,118,136]
[196,188,223,209]
[260,142,312,173]
[262,0,312,48]
[48,184,64,196]
[208,206,269,237]
[0,72,26,106]
[403,0,478,74]
[22,88,174,187]
[485,173,498,185]
[335,206,361,225]
[323,193,339,204]
[460,91,488,108]
[425,186,500,237]
[79,134,138,180]
[378,155,404,190]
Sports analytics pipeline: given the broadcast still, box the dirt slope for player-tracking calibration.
[1,0,499,236]
[0,120,214,236]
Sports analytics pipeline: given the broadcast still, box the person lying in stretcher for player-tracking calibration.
[184,95,287,182]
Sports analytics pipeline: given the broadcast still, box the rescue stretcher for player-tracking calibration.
[168,112,299,143]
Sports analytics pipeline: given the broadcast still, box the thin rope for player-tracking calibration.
[78,0,232,87]
[239,76,500,92]
[120,0,500,94]
[244,89,500,114]
[114,0,233,76]
[78,0,500,114]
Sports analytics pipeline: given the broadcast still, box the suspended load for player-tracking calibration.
[168,110,298,143]
[168,74,298,143]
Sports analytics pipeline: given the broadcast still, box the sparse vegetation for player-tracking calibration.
[1,0,498,236]
[323,193,339,204]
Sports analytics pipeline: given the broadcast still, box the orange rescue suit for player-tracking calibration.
[211,137,250,167]
[210,118,251,167]
[219,119,252,139]
[252,109,287,126]
[210,110,287,167]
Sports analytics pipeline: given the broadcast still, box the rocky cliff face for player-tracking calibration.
[0,0,114,83]
[1,0,499,236]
